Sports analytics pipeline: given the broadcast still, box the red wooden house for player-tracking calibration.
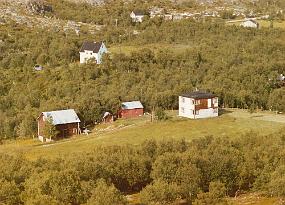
[118,101,144,119]
[37,109,81,142]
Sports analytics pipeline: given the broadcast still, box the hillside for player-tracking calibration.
[0,109,284,204]
[1,109,284,159]
[0,0,285,204]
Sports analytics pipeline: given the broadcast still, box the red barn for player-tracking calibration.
[118,101,144,119]
[37,109,81,142]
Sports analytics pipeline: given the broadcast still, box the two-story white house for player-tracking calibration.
[79,41,107,64]
[179,91,219,119]
[130,11,146,23]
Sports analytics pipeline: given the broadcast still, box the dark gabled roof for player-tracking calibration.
[181,91,217,99]
[248,19,259,25]
[132,10,146,16]
[80,41,103,53]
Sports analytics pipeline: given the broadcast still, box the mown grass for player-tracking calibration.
[1,109,283,160]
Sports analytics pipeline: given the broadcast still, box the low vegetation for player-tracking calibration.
[1,130,285,204]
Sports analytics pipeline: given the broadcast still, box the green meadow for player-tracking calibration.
[1,109,284,160]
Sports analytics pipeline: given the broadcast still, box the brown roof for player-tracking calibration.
[80,41,103,53]
[181,91,217,99]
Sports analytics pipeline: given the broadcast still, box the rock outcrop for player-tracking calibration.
[26,0,52,15]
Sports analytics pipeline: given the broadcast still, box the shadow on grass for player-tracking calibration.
[219,108,233,116]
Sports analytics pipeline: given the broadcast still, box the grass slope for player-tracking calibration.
[0,109,284,160]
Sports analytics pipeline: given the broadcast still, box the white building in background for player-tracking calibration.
[179,91,219,119]
[79,41,107,64]
[130,11,146,23]
[240,20,259,28]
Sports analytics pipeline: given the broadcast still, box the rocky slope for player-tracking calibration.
[0,0,102,34]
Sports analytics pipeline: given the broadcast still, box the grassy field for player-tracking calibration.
[226,19,285,29]
[0,109,284,160]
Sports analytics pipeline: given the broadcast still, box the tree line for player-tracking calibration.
[0,132,285,204]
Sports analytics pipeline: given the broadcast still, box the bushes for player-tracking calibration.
[151,152,200,201]
[87,179,127,205]
[68,145,152,192]
[140,180,183,205]
[0,179,21,205]
[0,135,285,204]
[268,88,285,112]
[193,182,230,205]
[267,165,285,197]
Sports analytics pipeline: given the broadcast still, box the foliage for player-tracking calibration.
[268,88,285,112]
[151,152,200,202]
[0,133,285,204]
[140,180,182,205]
[86,179,127,205]
[0,179,21,205]
[193,181,230,205]
[266,165,285,197]
[42,117,59,140]
[155,107,169,121]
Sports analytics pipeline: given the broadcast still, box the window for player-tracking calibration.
[213,98,218,104]
[182,97,185,103]
[192,100,195,105]
[195,110,199,115]
[195,100,200,105]
[181,107,185,113]
[73,128,78,134]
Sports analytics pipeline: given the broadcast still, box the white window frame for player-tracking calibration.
[195,110,199,115]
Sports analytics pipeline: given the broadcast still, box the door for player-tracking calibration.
[63,129,68,138]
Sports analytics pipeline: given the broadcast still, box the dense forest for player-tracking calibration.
[0,132,285,204]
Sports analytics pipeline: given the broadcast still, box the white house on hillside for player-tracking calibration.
[79,41,107,64]
[179,91,219,119]
[130,11,146,23]
[240,20,259,28]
